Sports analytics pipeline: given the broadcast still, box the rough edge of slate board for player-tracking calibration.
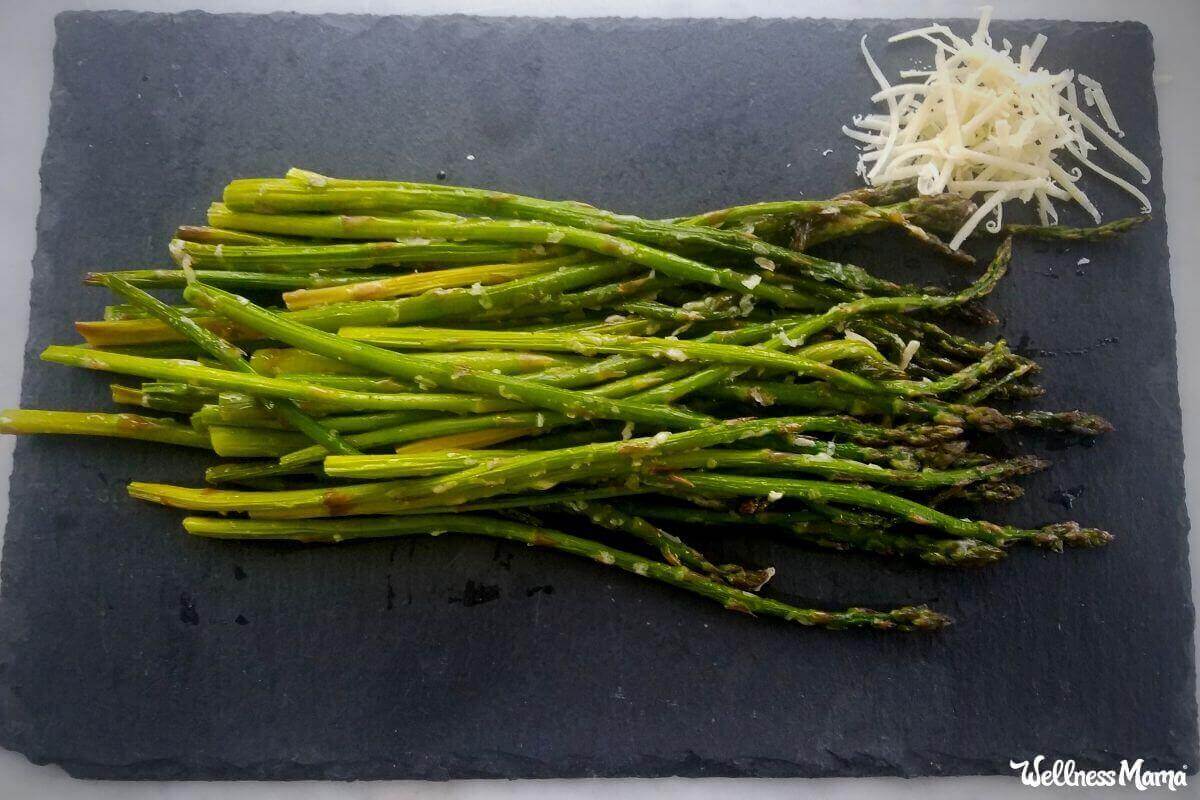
[0,10,1194,781]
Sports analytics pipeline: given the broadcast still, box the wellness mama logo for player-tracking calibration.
[1010,755,1189,791]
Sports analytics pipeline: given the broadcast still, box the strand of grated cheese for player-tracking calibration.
[843,6,1152,246]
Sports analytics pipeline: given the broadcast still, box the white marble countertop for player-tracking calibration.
[1,1,1196,797]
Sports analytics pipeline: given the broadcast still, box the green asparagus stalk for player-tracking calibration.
[641,472,1112,550]
[0,409,211,449]
[182,513,949,631]
[1002,215,1149,241]
[620,503,1005,567]
[173,225,299,246]
[281,254,586,309]
[170,237,553,273]
[322,447,1037,489]
[86,269,434,292]
[562,500,776,591]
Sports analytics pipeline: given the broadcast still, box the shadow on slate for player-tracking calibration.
[0,10,1194,781]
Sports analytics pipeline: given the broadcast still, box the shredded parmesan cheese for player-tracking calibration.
[899,339,921,371]
[1078,74,1124,137]
[844,330,877,348]
[844,6,1151,245]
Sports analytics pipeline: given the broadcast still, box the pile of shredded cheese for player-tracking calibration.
[843,6,1152,249]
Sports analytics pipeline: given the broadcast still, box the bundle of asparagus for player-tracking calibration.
[3,168,1138,632]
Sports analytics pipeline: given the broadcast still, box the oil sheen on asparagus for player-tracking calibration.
[3,168,1138,632]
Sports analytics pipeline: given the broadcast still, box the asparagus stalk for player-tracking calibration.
[562,500,776,591]
[281,254,585,309]
[173,225,299,245]
[182,513,948,631]
[620,503,1004,567]
[1002,215,1149,241]
[86,269,478,292]
[322,447,1037,489]
[641,473,1112,550]
[42,345,525,415]
[0,410,211,449]
[170,237,553,273]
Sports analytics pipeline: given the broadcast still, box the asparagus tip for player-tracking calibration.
[881,604,953,632]
[1062,411,1115,436]
[1036,521,1115,550]
[1011,410,1115,436]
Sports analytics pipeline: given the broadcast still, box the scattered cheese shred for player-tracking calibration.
[844,6,1151,246]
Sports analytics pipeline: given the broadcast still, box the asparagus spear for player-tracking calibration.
[181,514,949,631]
[322,448,1037,490]
[281,254,586,309]
[562,500,776,591]
[640,473,1113,550]
[170,237,552,273]
[619,503,1004,567]
[42,345,526,415]
[0,410,211,449]
[1002,215,1149,241]
[86,269,421,292]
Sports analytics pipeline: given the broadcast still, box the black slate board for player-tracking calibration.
[0,11,1194,780]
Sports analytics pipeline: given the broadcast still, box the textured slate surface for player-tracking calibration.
[0,11,1193,780]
